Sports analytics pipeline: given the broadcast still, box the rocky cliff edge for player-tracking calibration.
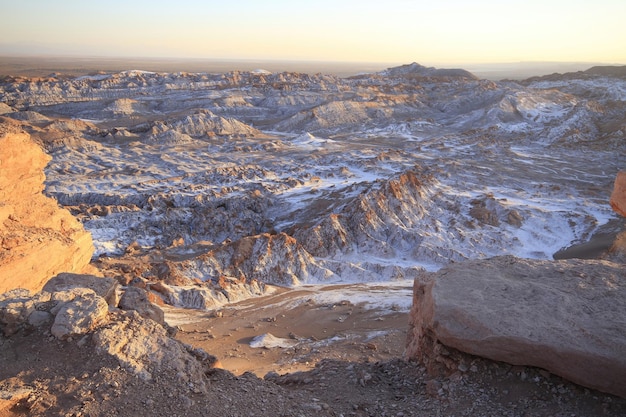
[0,123,95,293]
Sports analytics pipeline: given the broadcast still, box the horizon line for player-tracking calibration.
[1,53,624,68]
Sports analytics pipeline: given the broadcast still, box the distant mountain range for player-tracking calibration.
[0,55,623,80]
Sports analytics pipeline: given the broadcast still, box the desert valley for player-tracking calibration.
[0,60,625,416]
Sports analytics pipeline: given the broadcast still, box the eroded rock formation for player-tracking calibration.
[0,125,94,293]
[405,255,626,398]
[94,232,333,310]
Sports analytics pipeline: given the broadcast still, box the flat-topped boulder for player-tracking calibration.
[406,255,626,398]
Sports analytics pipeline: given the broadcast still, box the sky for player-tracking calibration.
[1,0,625,66]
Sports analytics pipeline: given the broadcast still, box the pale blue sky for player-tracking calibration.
[1,0,624,65]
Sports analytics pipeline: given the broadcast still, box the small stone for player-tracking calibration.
[77,335,89,347]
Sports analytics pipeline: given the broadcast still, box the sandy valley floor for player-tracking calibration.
[169,282,412,377]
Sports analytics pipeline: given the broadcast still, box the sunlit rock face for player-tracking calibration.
[0,124,94,293]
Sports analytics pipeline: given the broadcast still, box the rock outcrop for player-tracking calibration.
[406,255,626,398]
[610,171,626,217]
[93,233,330,311]
[0,278,217,387]
[93,310,212,386]
[189,232,334,286]
[0,126,94,293]
[296,171,435,259]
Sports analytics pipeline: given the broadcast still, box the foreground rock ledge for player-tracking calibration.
[406,255,626,398]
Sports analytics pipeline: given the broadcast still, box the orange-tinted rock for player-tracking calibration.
[0,127,94,293]
[610,171,626,217]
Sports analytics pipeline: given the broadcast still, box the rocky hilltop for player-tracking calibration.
[0,123,94,293]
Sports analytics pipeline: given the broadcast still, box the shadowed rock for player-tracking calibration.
[119,286,165,325]
[93,310,214,386]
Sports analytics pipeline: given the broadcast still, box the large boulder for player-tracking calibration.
[611,171,626,217]
[406,255,626,398]
[0,126,95,293]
